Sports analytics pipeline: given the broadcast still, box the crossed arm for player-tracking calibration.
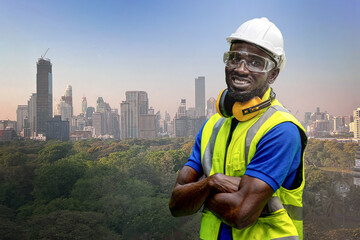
[169,166,274,229]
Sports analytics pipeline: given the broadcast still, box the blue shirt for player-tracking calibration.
[184,121,302,240]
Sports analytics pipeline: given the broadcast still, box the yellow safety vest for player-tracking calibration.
[199,89,307,240]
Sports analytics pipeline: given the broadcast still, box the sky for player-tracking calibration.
[0,0,359,121]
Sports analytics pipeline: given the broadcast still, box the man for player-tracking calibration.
[169,17,307,240]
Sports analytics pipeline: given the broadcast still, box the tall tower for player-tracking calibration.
[177,99,187,118]
[353,108,360,140]
[54,100,72,122]
[96,97,106,112]
[82,97,87,114]
[195,76,205,117]
[61,85,73,116]
[28,93,37,137]
[120,91,148,139]
[16,105,28,135]
[36,58,52,135]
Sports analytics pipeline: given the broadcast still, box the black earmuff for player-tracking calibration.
[216,89,235,118]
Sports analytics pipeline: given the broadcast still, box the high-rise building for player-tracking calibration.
[206,97,216,118]
[177,99,187,118]
[27,93,37,137]
[353,108,360,140]
[333,116,346,133]
[306,107,331,137]
[195,76,205,117]
[36,58,52,135]
[46,116,69,141]
[92,112,105,137]
[82,97,87,114]
[55,100,72,122]
[72,114,86,132]
[164,111,171,134]
[109,109,120,139]
[16,105,28,135]
[86,106,95,119]
[120,91,148,139]
[89,97,119,139]
[61,85,73,116]
[96,97,106,113]
[174,97,206,137]
[139,114,156,139]
[120,101,130,139]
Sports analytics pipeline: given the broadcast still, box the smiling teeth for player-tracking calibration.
[235,80,248,84]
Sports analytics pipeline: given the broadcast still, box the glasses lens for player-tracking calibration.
[224,51,275,72]
[246,55,266,72]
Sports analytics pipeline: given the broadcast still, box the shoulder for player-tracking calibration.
[260,122,301,146]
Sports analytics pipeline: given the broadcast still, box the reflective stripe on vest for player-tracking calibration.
[261,196,284,215]
[202,117,226,177]
[272,236,300,240]
[283,204,303,221]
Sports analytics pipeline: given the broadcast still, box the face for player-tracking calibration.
[225,42,279,102]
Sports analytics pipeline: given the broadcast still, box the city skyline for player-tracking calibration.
[0,0,359,120]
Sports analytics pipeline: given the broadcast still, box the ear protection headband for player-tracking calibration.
[216,88,276,122]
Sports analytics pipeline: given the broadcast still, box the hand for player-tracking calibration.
[209,173,241,194]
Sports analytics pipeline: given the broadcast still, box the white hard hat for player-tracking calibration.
[226,17,286,71]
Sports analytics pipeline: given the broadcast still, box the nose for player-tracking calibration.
[234,60,250,73]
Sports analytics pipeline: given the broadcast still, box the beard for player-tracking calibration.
[227,86,268,103]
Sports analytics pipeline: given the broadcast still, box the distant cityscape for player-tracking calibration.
[0,56,213,141]
[0,56,360,144]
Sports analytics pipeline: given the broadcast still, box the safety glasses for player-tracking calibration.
[223,51,276,73]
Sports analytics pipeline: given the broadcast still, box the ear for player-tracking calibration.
[267,68,280,84]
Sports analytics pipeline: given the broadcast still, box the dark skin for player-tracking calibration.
[169,42,280,229]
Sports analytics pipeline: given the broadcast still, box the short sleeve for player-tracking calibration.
[244,122,302,192]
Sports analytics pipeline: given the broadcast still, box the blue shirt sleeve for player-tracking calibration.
[184,120,208,174]
[244,122,302,192]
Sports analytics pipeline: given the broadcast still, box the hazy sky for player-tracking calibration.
[0,0,359,121]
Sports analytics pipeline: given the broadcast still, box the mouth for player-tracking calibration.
[231,76,251,90]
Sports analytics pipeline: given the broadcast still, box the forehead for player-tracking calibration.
[230,42,269,58]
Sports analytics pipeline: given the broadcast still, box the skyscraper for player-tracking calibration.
[206,97,216,118]
[36,58,52,135]
[195,76,205,117]
[61,85,73,116]
[46,116,69,141]
[353,108,360,140]
[86,107,95,119]
[82,97,87,114]
[177,99,187,118]
[27,93,37,137]
[120,101,130,139]
[16,105,28,135]
[92,112,105,137]
[96,97,106,112]
[120,91,148,139]
[54,100,72,122]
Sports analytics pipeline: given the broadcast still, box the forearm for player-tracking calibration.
[169,167,241,217]
[206,175,274,229]
[206,192,255,229]
[169,176,212,217]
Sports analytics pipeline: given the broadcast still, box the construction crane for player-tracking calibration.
[41,48,50,59]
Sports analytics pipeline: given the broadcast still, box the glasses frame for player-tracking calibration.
[223,51,276,73]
